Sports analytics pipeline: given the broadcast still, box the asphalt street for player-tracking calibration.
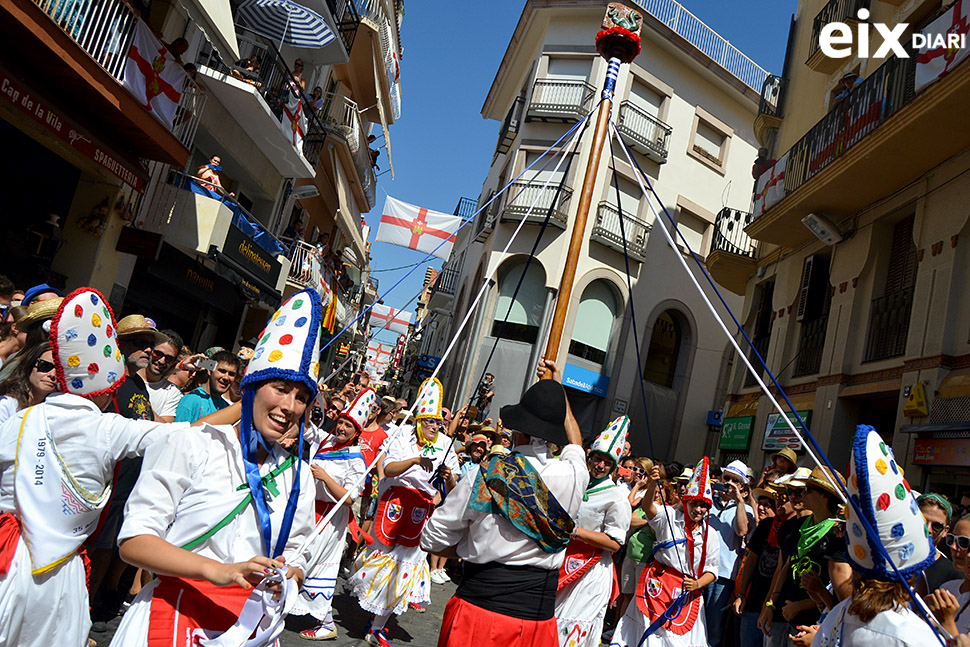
[91,575,458,646]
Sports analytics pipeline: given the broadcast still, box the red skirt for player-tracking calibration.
[438,596,558,647]
[146,576,252,646]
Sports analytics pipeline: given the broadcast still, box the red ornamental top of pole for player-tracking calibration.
[595,3,643,63]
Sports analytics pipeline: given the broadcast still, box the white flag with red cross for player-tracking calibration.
[369,303,413,335]
[123,21,187,130]
[281,91,306,150]
[916,0,970,93]
[376,196,461,260]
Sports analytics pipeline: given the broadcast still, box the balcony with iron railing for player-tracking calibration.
[500,181,573,229]
[590,202,651,261]
[474,193,498,243]
[707,208,756,295]
[793,315,829,377]
[355,0,401,119]
[807,0,871,72]
[435,266,461,297]
[754,74,784,145]
[526,79,597,123]
[747,8,970,248]
[616,101,672,164]
[315,91,377,210]
[16,0,207,166]
[286,239,355,307]
[496,97,525,156]
[863,287,914,363]
[325,0,361,52]
[196,26,326,178]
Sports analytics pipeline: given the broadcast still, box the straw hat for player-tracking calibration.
[752,485,781,501]
[673,467,694,482]
[771,447,798,467]
[802,465,846,498]
[16,297,63,329]
[115,314,166,344]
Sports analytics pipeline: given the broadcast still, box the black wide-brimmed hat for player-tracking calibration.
[500,380,568,446]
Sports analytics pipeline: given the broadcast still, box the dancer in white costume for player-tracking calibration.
[346,377,459,647]
[290,388,374,640]
[0,288,185,647]
[611,458,719,647]
[110,289,323,647]
[555,416,632,647]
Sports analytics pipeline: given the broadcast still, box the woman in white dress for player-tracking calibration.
[109,289,324,647]
[555,416,632,647]
[346,377,459,647]
[291,389,373,640]
[0,288,188,647]
[610,458,719,647]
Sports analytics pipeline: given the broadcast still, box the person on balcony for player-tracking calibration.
[195,156,228,197]
[752,147,776,180]
[231,56,262,89]
[832,71,864,108]
[310,86,324,113]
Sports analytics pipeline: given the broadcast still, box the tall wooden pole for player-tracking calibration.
[541,3,642,378]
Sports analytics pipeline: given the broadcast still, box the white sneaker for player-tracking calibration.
[430,569,448,584]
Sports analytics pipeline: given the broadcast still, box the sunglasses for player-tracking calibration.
[946,533,970,551]
[34,359,56,373]
[930,521,947,534]
[632,467,646,475]
[152,349,177,363]
[788,489,806,498]
[125,336,155,349]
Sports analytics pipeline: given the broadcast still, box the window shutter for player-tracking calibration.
[796,255,815,321]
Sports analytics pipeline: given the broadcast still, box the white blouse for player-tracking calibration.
[380,428,460,497]
[578,480,632,545]
[648,505,720,578]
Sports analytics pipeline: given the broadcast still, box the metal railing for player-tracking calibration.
[197,26,328,169]
[435,266,461,297]
[863,287,914,362]
[638,0,769,90]
[496,97,525,155]
[502,181,573,228]
[315,91,376,209]
[527,79,596,122]
[591,202,651,260]
[759,74,785,119]
[356,0,400,116]
[453,196,477,220]
[288,240,322,290]
[616,101,672,162]
[744,335,770,387]
[809,0,871,61]
[33,0,206,151]
[712,208,755,257]
[325,0,361,52]
[793,315,828,377]
[474,191,497,241]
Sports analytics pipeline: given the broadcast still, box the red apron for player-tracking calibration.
[635,561,701,635]
[557,538,621,604]
[373,486,434,547]
[146,576,253,646]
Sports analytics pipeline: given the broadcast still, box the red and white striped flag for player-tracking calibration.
[123,21,187,130]
[376,196,461,260]
[369,303,413,335]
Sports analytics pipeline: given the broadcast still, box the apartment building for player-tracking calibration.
[707,0,970,492]
[424,0,764,460]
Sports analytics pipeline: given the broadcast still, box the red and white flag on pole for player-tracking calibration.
[369,303,413,335]
[281,92,306,150]
[376,196,461,260]
[123,21,187,130]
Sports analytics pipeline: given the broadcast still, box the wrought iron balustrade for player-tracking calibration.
[616,101,671,163]
[502,181,573,228]
[527,79,596,122]
[315,91,376,208]
[759,75,785,119]
[435,267,461,297]
[325,0,360,52]
[712,208,755,257]
[496,97,525,155]
[590,202,651,260]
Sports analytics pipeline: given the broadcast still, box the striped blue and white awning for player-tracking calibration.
[237,0,336,49]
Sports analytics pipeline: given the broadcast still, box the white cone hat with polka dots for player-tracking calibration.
[414,377,443,420]
[243,288,322,394]
[590,415,629,465]
[50,287,126,398]
[341,387,379,433]
[846,424,934,581]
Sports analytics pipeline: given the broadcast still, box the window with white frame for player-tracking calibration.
[688,108,733,173]
[677,210,710,257]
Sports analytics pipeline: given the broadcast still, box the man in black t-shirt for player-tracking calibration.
[916,493,962,595]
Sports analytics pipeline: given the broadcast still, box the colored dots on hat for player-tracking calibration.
[275,316,287,327]
[103,345,111,357]
[87,334,97,347]
[877,493,891,511]
[851,523,862,538]
[106,326,113,338]
[103,306,110,319]
[875,459,888,475]
[895,484,906,500]
[890,522,905,538]
[851,474,857,489]
[261,332,271,344]
[295,317,307,328]
[91,313,101,327]
[879,441,888,456]
[90,293,99,306]
[74,304,83,317]
[313,362,319,376]
[853,544,866,560]
[253,347,265,360]
[107,371,117,383]
[909,498,919,515]
[71,378,84,390]
[67,355,81,367]
[899,542,915,560]
[292,299,303,310]
[279,334,293,345]
[87,363,99,374]
[268,350,283,362]
[64,329,78,341]
[271,311,280,321]
[116,350,121,361]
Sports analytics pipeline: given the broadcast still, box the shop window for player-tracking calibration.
[643,310,683,388]
[491,260,546,343]
[568,281,619,366]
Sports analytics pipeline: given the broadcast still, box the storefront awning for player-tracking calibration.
[900,423,970,435]
[938,368,970,399]
[839,378,901,398]
[181,0,240,63]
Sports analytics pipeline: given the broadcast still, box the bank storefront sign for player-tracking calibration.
[762,410,812,452]
[563,363,610,398]
[719,416,754,451]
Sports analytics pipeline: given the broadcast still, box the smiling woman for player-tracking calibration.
[0,342,57,422]
[110,289,324,647]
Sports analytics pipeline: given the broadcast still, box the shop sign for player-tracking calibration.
[762,410,812,452]
[116,227,162,258]
[719,416,754,451]
[0,68,146,192]
[562,363,610,398]
[223,225,282,288]
[913,438,970,467]
[148,243,236,313]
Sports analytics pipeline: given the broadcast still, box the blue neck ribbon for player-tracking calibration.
[239,388,303,557]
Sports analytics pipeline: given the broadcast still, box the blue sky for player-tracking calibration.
[365,0,797,346]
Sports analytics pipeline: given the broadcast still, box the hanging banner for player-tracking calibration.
[915,1,970,94]
[369,303,414,334]
[376,196,461,260]
[762,410,812,452]
[753,151,787,218]
[123,21,187,130]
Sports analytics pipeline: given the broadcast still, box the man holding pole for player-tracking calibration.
[420,360,588,647]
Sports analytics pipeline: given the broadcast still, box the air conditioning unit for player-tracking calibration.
[801,213,842,245]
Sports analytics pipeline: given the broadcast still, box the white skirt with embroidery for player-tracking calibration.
[289,505,350,622]
[345,540,430,616]
[555,550,613,647]
[0,536,89,647]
